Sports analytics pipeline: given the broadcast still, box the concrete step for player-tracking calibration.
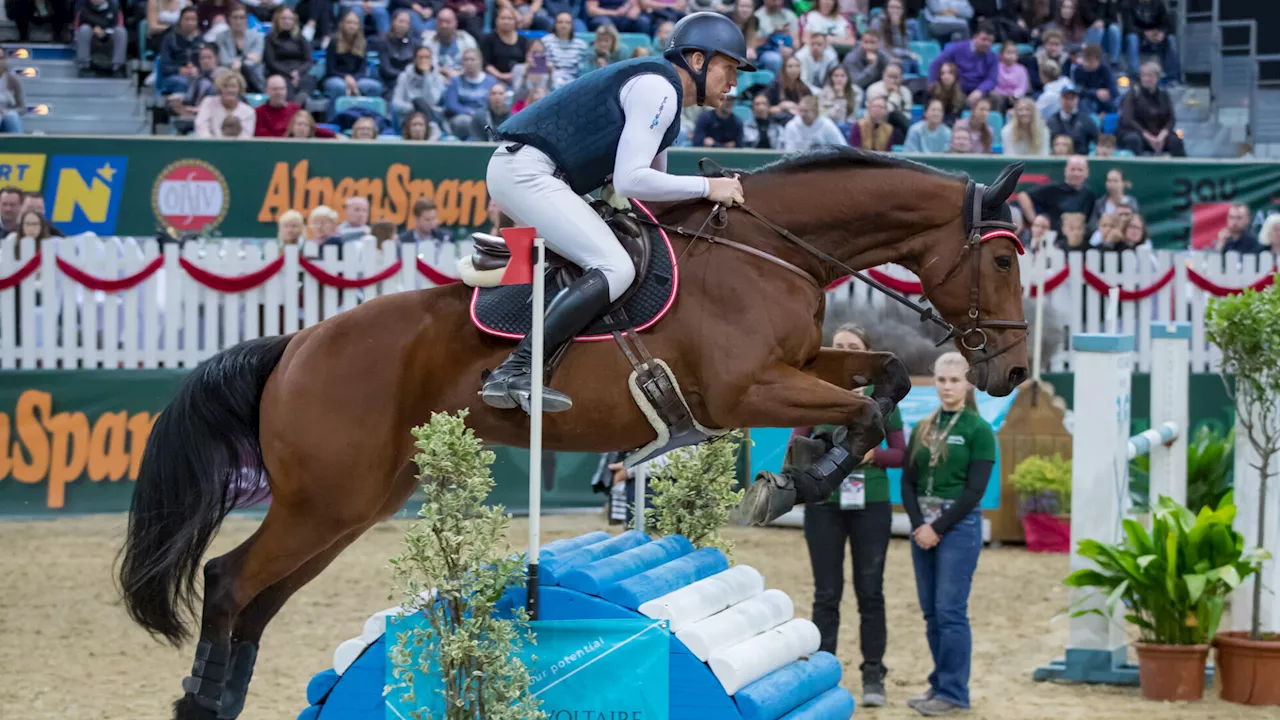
[23,76,135,99]
[26,96,145,118]
[21,114,149,135]
[5,43,74,60]
[9,57,79,79]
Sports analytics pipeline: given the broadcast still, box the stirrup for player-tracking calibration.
[480,370,574,413]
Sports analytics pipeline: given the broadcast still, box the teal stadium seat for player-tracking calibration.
[244,93,267,108]
[910,40,942,71]
[732,103,752,123]
[618,33,651,56]
[333,96,388,117]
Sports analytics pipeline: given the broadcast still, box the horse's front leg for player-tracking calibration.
[799,348,912,419]
[712,362,895,526]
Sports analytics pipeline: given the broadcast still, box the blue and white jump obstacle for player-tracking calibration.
[1033,323,1190,685]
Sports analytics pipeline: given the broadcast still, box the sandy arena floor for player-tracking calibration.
[0,512,1273,720]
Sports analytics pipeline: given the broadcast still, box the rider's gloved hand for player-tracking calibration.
[706,173,744,207]
[600,184,633,212]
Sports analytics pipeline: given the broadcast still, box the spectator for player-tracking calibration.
[873,0,923,74]
[254,73,301,135]
[338,196,372,238]
[1083,0,1125,64]
[441,47,497,139]
[1021,213,1055,252]
[443,0,486,39]
[988,41,1027,114]
[1046,87,1097,155]
[308,205,341,242]
[146,0,187,53]
[196,0,236,35]
[948,128,973,153]
[1215,203,1262,254]
[543,12,589,89]
[586,0,650,35]
[425,8,479,81]
[322,11,385,115]
[1048,0,1088,50]
[797,32,838,94]
[1032,29,1072,90]
[1118,61,1184,156]
[753,0,800,75]
[688,0,731,11]
[1124,0,1173,76]
[728,0,763,70]
[399,197,453,245]
[215,5,265,92]
[803,0,856,49]
[194,69,255,137]
[1090,211,1117,247]
[169,44,222,120]
[393,0,439,38]
[818,65,860,127]
[512,84,549,112]
[642,0,687,30]
[392,46,446,122]
[1090,167,1141,226]
[923,0,973,43]
[8,0,72,43]
[1021,0,1053,45]
[1109,213,1149,251]
[1017,154,1098,231]
[286,107,338,138]
[928,61,966,123]
[1093,132,1118,157]
[537,0,588,33]
[904,98,952,153]
[766,55,811,120]
[277,209,305,246]
[374,11,419,90]
[0,51,25,134]
[782,95,846,151]
[1001,96,1049,155]
[1129,18,1178,82]
[928,22,998,107]
[74,0,127,77]
[590,23,625,68]
[6,209,51,242]
[900,351,996,719]
[1070,43,1117,115]
[1034,59,1070,120]
[1260,215,1280,255]
[843,30,891,90]
[866,62,912,134]
[1055,211,1087,250]
[350,115,379,139]
[953,95,994,153]
[339,0,391,36]
[1050,133,1073,156]
[264,6,316,101]
[651,18,675,53]
[0,187,22,236]
[160,8,207,94]
[742,91,783,149]
[692,93,744,148]
[848,96,903,150]
[220,114,244,136]
[510,39,551,102]
[481,4,530,86]
[469,82,511,140]
[294,0,333,42]
[401,109,443,140]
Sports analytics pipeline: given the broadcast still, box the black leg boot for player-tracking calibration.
[738,428,861,527]
[480,269,612,414]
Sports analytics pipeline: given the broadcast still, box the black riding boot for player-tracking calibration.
[480,268,612,413]
[738,427,861,526]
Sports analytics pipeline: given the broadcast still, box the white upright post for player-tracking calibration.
[634,463,647,533]
[1106,287,1120,334]
[527,236,545,620]
[1031,246,1048,390]
[1149,323,1189,508]
[1230,393,1280,635]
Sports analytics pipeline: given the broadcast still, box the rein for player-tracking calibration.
[635,158,1028,366]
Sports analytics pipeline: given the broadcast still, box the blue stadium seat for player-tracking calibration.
[910,104,924,122]
[576,31,596,44]
[891,144,906,152]
[910,40,942,71]
[618,33,650,56]
[244,93,267,108]
[1102,113,1119,134]
[987,110,1004,138]
[732,103,752,124]
[334,96,388,117]
[738,69,775,89]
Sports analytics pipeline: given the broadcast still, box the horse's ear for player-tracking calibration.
[983,163,1025,213]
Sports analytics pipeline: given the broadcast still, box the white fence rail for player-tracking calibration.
[0,237,1272,372]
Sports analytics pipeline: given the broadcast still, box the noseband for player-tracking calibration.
[640,160,1029,367]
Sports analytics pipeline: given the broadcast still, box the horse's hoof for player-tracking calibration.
[736,472,797,526]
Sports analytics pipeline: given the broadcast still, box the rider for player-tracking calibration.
[480,11,751,413]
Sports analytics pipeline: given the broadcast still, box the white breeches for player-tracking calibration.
[486,144,636,302]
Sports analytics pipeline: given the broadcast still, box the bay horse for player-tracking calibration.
[118,147,1029,719]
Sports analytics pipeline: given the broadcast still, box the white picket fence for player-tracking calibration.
[0,236,1272,372]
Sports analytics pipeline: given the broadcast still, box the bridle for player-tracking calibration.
[639,159,1029,367]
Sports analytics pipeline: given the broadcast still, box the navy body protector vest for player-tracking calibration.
[494,57,685,196]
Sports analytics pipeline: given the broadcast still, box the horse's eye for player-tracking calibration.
[995,255,1013,271]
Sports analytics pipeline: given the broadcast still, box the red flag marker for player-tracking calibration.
[499,227,537,286]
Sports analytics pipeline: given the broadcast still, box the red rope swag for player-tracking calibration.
[298,256,402,289]
[1186,269,1276,296]
[1028,267,1070,297]
[416,258,461,286]
[0,253,42,290]
[1081,267,1176,302]
[180,255,286,293]
[57,255,164,292]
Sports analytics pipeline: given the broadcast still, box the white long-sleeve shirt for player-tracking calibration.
[781,115,848,151]
[610,73,710,202]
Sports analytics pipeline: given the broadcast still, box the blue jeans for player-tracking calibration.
[323,75,386,117]
[1127,33,1180,80]
[343,3,390,35]
[911,508,983,708]
[0,110,21,134]
[1085,23,1123,66]
[407,14,436,38]
[160,74,190,95]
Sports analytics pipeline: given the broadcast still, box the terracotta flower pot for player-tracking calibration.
[1214,631,1280,705]
[1133,642,1209,702]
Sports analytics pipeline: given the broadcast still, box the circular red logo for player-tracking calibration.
[151,160,230,233]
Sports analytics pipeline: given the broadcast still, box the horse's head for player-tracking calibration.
[915,163,1029,397]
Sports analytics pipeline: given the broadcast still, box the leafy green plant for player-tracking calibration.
[644,431,746,558]
[1009,454,1072,516]
[386,410,546,720]
[1205,275,1280,641]
[1129,425,1235,514]
[1063,493,1270,645]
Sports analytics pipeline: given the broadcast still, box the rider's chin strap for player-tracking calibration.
[667,50,709,105]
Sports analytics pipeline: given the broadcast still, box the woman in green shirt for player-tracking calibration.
[901,351,996,717]
[790,324,905,709]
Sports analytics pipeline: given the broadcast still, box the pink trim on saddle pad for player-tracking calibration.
[468,200,679,343]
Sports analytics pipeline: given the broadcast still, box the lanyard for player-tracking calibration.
[924,411,963,497]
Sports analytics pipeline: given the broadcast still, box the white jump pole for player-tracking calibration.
[1148,324,1189,508]
[527,235,545,620]
[1106,286,1120,334]
[1030,244,1048,405]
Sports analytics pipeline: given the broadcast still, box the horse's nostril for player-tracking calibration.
[1008,366,1029,386]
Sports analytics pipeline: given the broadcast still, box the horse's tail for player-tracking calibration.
[118,334,293,646]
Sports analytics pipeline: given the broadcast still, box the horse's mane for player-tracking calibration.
[743,146,967,181]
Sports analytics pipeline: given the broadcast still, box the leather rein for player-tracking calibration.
[635,158,1028,366]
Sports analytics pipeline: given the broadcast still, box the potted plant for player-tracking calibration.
[1009,454,1072,553]
[1063,494,1268,702]
[1205,278,1280,705]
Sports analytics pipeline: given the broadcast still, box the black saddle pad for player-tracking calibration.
[469,213,677,343]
